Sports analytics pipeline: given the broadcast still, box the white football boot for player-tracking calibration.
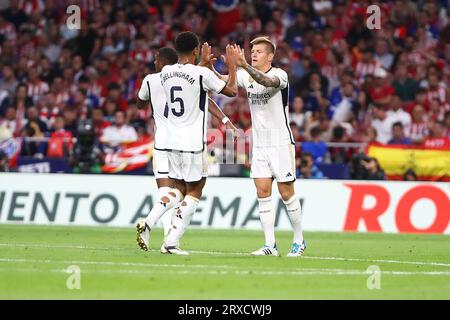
[286,240,307,257]
[160,243,168,253]
[162,245,189,255]
[251,244,280,256]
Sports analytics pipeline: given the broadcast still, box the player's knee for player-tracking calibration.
[280,190,294,202]
[256,188,271,198]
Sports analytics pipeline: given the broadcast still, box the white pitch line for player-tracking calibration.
[1,243,450,268]
[190,250,450,268]
[0,258,235,270]
[1,265,450,277]
[0,243,126,251]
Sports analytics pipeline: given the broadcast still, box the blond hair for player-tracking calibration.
[250,36,276,54]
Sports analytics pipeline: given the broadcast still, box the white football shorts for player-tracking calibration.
[250,144,296,182]
[152,149,169,179]
[167,149,208,182]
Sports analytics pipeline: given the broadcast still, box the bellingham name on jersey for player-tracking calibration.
[161,71,196,86]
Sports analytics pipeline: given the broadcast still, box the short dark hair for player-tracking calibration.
[333,126,345,139]
[175,31,199,54]
[302,152,313,161]
[158,47,178,65]
[392,121,403,129]
[310,126,322,138]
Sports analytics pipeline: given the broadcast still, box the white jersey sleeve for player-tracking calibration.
[138,75,151,100]
[237,68,247,88]
[271,68,288,89]
[201,67,226,94]
[138,73,168,150]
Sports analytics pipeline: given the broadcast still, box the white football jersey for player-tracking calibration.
[138,72,168,150]
[160,63,226,152]
[237,67,294,147]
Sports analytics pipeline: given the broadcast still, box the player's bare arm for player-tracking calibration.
[207,97,238,135]
[136,97,147,109]
[235,46,280,88]
[136,97,153,117]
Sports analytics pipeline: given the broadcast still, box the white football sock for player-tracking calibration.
[165,195,199,247]
[258,197,276,247]
[157,187,175,236]
[160,208,175,236]
[145,188,183,229]
[283,195,304,245]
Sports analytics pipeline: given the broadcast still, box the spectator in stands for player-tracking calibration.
[409,104,429,145]
[26,66,49,105]
[374,39,394,70]
[62,107,78,136]
[445,111,450,139]
[92,108,111,139]
[126,100,147,137]
[0,64,18,99]
[301,126,328,163]
[392,63,418,102]
[289,96,306,133]
[387,95,412,135]
[329,125,354,163]
[368,67,395,109]
[371,104,396,144]
[24,106,47,134]
[0,121,12,143]
[354,47,379,84]
[0,106,20,137]
[329,81,356,125]
[403,168,418,181]
[298,152,325,179]
[8,83,33,118]
[362,127,379,145]
[388,122,412,145]
[0,149,10,172]
[303,71,330,117]
[105,82,128,112]
[100,110,137,149]
[423,121,450,149]
[103,99,119,123]
[351,154,385,181]
[47,116,73,158]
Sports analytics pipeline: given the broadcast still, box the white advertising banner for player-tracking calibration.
[0,173,449,234]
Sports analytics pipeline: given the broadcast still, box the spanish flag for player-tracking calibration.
[367,144,450,181]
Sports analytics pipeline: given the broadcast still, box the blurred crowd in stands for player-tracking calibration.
[0,0,449,179]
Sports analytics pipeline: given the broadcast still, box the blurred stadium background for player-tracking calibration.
[0,0,449,300]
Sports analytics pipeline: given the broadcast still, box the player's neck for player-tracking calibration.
[178,56,195,65]
[254,64,272,73]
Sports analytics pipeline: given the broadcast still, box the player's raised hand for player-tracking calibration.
[225,44,237,70]
[234,45,248,68]
[199,42,216,67]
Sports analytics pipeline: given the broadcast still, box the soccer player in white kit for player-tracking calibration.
[210,37,306,257]
[136,46,238,253]
[137,32,238,255]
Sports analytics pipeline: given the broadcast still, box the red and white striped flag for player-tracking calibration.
[102,137,153,173]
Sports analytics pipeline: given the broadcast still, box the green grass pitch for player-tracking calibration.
[0,224,449,299]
